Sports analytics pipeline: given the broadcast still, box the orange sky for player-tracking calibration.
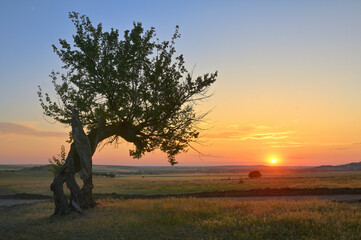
[1,1,361,166]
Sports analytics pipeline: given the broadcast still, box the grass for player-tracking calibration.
[1,166,361,239]
[1,198,361,239]
[1,168,361,196]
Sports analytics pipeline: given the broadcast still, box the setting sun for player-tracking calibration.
[271,158,277,164]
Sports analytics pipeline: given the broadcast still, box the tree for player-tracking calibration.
[38,12,217,216]
[248,170,262,179]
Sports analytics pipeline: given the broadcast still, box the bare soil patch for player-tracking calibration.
[0,199,49,207]
[206,194,361,202]
[1,188,361,207]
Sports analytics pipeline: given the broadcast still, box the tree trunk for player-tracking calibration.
[49,108,141,216]
[50,109,96,216]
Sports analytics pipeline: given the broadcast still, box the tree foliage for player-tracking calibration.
[248,170,262,179]
[38,12,217,165]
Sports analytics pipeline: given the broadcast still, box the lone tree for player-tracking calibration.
[38,12,217,216]
[248,170,262,179]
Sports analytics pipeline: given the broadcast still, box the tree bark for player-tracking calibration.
[49,106,144,216]
[50,109,96,216]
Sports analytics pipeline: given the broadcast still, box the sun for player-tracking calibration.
[270,158,277,164]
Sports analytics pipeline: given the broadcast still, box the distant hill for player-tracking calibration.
[313,161,361,171]
[1,164,307,175]
[2,162,360,175]
[22,164,53,172]
[91,165,309,175]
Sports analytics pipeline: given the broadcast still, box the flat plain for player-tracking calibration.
[1,165,361,196]
[1,165,361,239]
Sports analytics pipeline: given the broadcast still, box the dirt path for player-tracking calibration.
[0,199,49,207]
[2,188,361,207]
[206,194,361,202]
[1,194,360,207]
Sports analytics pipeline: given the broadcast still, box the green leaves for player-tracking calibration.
[38,12,217,164]
[48,145,66,175]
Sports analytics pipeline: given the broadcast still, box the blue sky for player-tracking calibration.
[1,0,360,121]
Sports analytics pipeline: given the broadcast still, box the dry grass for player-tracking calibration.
[1,170,361,196]
[1,198,361,239]
[2,168,361,239]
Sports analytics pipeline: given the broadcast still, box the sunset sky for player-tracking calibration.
[1,0,361,166]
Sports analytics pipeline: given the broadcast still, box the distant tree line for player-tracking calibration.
[93,172,116,178]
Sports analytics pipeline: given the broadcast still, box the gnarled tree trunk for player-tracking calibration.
[50,108,140,216]
[50,109,97,216]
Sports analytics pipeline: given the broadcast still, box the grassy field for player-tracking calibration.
[1,165,361,239]
[1,198,361,239]
[1,165,361,196]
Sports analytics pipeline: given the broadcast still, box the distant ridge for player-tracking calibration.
[24,164,52,171]
[2,164,307,175]
[2,162,360,173]
[313,161,361,171]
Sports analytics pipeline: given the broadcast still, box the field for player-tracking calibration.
[1,165,361,196]
[1,198,361,239]
[1,165,361,239]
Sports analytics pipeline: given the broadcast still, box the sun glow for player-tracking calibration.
[271,158,277,164]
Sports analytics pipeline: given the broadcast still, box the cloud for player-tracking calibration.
[240,131,291,140]
[205,131,243,139]
[329,147,351,151]
[204,124,293,141]
[266,141,304,148]
[0,122,67,138]
[204,125,257,139]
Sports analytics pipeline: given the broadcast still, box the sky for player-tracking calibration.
[1,0,361,166]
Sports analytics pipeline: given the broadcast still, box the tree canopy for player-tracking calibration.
[38,12,217,165]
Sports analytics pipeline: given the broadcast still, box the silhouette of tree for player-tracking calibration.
[248,170,262,179]
[38,12,217,216]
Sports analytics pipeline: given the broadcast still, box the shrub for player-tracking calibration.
[248,170,262,179]
[48,145,66,175]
